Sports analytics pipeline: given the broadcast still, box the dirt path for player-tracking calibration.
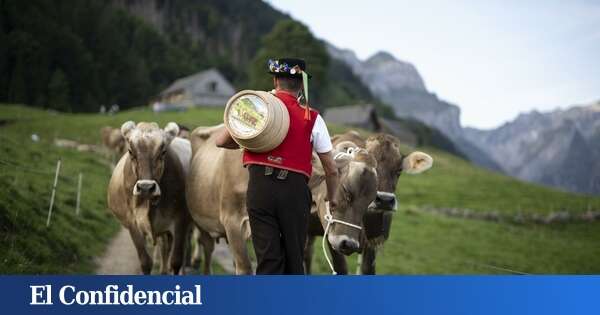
[95,227,141,275]
[95,227,238,274]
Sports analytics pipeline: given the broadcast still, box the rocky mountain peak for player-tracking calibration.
[326,43,427,93]
[365,51,397,64]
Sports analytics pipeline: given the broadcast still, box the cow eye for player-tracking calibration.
[128,149,135,158]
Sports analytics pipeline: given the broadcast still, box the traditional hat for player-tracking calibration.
[267,58,312,120]
[267,58,312,78]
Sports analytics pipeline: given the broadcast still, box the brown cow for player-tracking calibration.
[107,121,192,274]
[304,131,433,274]
[186,125,377,274]
[304,141,379,274]
[101,126,126,154]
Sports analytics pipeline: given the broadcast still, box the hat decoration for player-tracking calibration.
[267,59,312,120]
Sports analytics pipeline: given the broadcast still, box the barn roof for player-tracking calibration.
[160,68,233,96]
[324,104,377,125]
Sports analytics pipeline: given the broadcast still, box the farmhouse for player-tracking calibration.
[155,68,235,109]
[324,104,417,146]
[324,104,382,131]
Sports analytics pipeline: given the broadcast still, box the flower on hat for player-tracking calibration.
[267,59,297,75]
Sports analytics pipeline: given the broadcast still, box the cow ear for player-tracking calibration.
[402,151,433,174]
[164,122,179,144]
[334,140,358,153]
[121,121,136,139]
[333,150,353,169]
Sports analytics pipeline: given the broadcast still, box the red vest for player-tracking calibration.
[243,91,318,178]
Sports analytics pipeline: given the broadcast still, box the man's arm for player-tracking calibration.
[214,126,240,149]
[312,114,338,208]
[317,151,339,209]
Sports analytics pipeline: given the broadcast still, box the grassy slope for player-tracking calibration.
[2,104,600,274]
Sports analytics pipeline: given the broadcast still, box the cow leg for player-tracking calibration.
[303,236,315,274]
[190,228,203,268]
[159,234,172,275]
[152,237,162,273]
[327,241,348,275]
[360,245,377,275]
[200,230,214,275]
[224,218,253,275]
[128,227,152,275]
[169,220,188,275]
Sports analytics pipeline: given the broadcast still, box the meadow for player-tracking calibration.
[1,104,600,274]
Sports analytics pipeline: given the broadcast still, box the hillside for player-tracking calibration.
[326,43,503,172]
[464,101,600,195]
[1,0,381,113]
[2,104,600,274]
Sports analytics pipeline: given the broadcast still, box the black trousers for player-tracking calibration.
[246,165,312,275]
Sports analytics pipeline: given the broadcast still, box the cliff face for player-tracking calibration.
[111,0,287,82]
[327,43,502,171]
[327,43,460,136]
[464,102,600,194]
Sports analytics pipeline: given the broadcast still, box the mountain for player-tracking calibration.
[464,102,600,194]
[2,0,378,112]
[328,42,599,194]
[326,43,503,171]
[110,0,288,85]
[108,0,389,111]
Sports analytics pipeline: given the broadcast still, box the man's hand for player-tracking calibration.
[215,125,240,149]
[317,151,339,210]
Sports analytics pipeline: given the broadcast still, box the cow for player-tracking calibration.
[101,126,126,154]
[304,140,380,274]
[185,125,378,274]
[304,131,433,274]
[107,121,192,275]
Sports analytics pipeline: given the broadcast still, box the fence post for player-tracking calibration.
[75,173,83,216]
[46,159,61,227]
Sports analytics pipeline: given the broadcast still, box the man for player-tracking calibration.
[215,58,339,274]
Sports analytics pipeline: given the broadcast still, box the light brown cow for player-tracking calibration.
[101,126,126,154]
[304,131,433,274]
[107,121,192,274]
[304,141,379,274]
[186,125,376,274]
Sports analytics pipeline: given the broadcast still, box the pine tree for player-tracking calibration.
[247,19,329,104]
[8,57,27,104]
[47,68,70,111]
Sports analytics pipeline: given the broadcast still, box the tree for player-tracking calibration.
[247,19,329,106]
[47,69,70,111]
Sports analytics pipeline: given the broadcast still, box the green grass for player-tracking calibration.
[396,146,600,214]
[0,125,118,273]
[2,104,600,274]
[309,211,600,275]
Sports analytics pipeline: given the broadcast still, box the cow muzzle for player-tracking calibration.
[328,234,360,255]
[133,179,161,196]
[369,191,397,211]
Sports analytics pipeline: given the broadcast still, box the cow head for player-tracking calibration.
[365,134,433,211]
[121,121,178,239]
[317,141,378,255]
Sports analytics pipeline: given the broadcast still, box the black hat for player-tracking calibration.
[267,58,312,78]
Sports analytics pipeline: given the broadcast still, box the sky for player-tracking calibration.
[267,0,600,129]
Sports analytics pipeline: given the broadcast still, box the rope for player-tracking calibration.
[467,261,530,275]
[321,201,363,275]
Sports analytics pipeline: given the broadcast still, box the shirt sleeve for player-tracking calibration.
[311,114,333,153]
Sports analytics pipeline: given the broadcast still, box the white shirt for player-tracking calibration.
[311,114,333,153]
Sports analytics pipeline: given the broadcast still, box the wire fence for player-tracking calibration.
[0,156,85,226]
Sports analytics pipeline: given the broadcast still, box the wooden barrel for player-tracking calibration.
[224,90,290,152]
